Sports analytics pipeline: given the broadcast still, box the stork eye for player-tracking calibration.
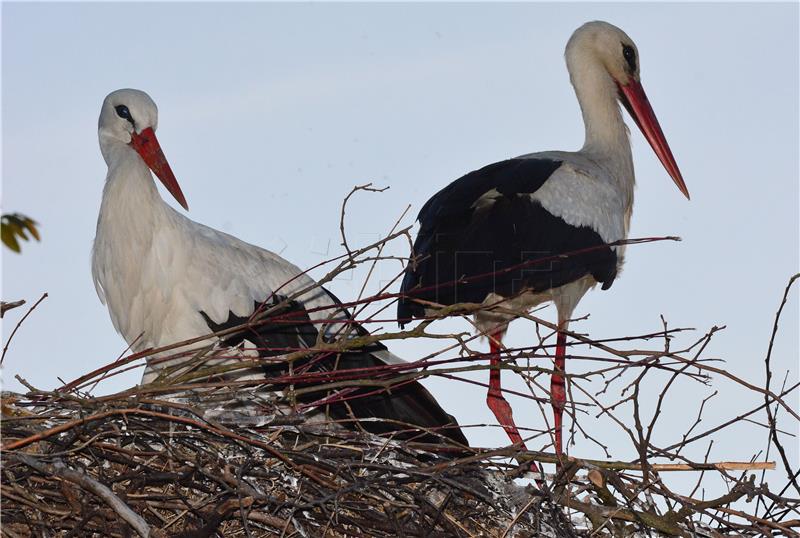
[622,44,637,72]
[115,105,132,121]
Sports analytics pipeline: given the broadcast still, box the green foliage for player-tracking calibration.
[1,213,40,253]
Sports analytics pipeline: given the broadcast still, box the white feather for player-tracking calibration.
[92,90,367,384]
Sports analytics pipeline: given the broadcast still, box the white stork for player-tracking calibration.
[398,21,689,456]
[92,88,467,445]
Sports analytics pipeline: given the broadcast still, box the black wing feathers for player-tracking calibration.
[417,158,561,227]
[201,299,318,357]
[399,158,618,321]
[201,292,468,446]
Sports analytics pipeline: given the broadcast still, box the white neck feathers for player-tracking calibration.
[567,54,628,155]
[565,45,635,208]
[92,143,173,342]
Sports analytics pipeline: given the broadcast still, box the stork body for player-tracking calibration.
[92,89,467,445]
[93,163,329,374]
[399,21,689,455]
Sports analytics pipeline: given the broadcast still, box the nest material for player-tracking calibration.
[2,194,798,537]
[0,379,794,538]
[3,271,798,537]
[1,388,584,538]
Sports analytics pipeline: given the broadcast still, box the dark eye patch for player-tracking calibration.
[115,105,135,126]
[622,44,637,73]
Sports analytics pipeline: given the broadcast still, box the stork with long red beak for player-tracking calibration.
[398,21,689,456]
[92,89,467,445]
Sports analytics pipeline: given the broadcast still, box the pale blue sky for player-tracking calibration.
[2,3,798,496]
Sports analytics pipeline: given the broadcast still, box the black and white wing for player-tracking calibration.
[398,158,618,321]
[202,289,468,446]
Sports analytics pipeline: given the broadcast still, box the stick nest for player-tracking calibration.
[2,388,581,538]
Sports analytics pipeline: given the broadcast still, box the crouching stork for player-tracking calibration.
[92,88,467,446]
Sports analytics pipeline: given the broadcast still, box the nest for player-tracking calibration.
[2,386,585,538]
[1,213,797,536]
[1,374,793,538]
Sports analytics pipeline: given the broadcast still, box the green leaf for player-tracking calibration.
[1,225,21,253]
[1,213,41,252]
[11,222,29,241]
[23,217,40,241]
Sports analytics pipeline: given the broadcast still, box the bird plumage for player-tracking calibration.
[92,89,467,446]
[93,171,327,366]
[398,156,621,332]
[397,21,688,455]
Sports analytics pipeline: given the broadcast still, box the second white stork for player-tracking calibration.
[398,21,689,455]
[92,88,467,446]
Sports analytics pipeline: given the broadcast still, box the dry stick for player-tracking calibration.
[667,486,800,537]
[259,226,410,315]
[59,227,414,392]
[15,453,151,538]
[663,345,798,421]
[85,238,666,397]
[660,381,799,454]
[688,441,715,502]
[77,257,404,392]
[565,373,780,475]
[500,304,799,422]
[1,390,788,532]
[422,442,772,474]
[767,493,800,525]
[563,495,686,536]
[21,224,792,528]
[638,324,716,484]
[58,235,675,394]
[500,496,540,538]
[2,408,338,490]
[761,395,800,523]
[763,273,800,498]
[3,258,792,532]
[1,484,73,517]
[300,186,409,395]
[676,391,718,459]
[644,322,715,463]
[338,182,389,261]
[85,332,145,395]
[1,292,47,365]
[396,296,708,425]
[353,201,410,312]
[632,462,774,472]
[42,304,712,458]
[0,299,25,318]
[17,306,788,468]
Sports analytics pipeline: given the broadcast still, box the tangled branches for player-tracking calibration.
[1,188,797,536]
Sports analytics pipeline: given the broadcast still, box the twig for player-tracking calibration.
[1,293,47,365]
[763,273,800,497]
[0,299,25,318]
[15,454,151,537]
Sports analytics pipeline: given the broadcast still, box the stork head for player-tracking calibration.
[98,89,188,210]
[566,21,690,200]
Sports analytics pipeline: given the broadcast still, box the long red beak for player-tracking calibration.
[129,127,189,210]
[618,80,690,200]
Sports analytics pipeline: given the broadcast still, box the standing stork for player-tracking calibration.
[92,88,467,446]
[398,21,689,455]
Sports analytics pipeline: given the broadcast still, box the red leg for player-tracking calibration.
[550,328,567,455]
[486,330,527,448]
